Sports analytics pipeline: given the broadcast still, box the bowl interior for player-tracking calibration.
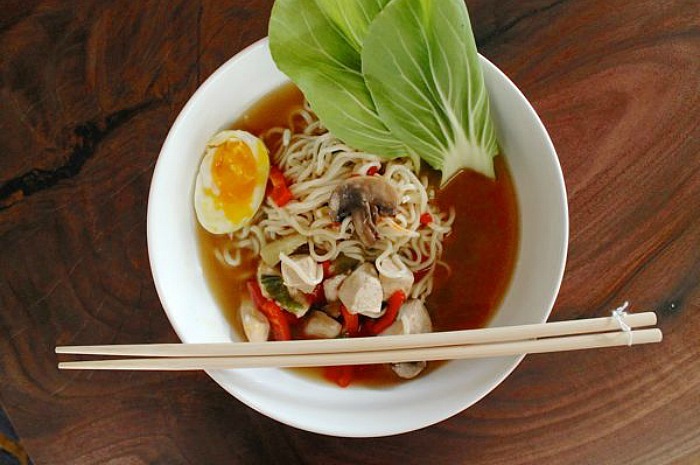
[147,38,568,437]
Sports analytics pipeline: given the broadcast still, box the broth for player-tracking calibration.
[196,83,519,387]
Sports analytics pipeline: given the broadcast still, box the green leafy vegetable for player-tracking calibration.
[314,0,389,53]
[259,274,310,316]
[269,0,404,157]
[362,0,498,183]
[260,234,306,266]
[329,253,360,276]
[269,0,498,184]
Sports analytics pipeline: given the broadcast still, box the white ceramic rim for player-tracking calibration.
[147,38,568,437]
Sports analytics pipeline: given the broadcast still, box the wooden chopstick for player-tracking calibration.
[56,313,661,371]
[58,329,662,371]
[55,312,657,358]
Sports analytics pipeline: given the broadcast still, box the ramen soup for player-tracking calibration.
[195,83,519,387]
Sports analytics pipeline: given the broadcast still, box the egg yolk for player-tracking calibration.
[211,140,258,224]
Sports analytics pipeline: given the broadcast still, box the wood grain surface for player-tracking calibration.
[1,1,698,464]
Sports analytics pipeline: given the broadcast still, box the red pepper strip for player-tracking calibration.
[283,311,299,325]
[365,290,407,335]
[340,304,359,337]
[321,260,332,278]
[246,280,292,341]
[366,166,380,176]
[268,166,293,207]
[419,212,433,226]
[324,365,354,388]
[305,283,326,307]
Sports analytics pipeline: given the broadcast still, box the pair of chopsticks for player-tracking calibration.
[56,312,661,371]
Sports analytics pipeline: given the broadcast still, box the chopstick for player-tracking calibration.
[56,312,661,371]
[58,329,662,371]
[56,312,657,357]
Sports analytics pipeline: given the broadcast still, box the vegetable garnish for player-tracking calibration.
[306,283,326,306]
[321,260,332,279]
[247,280,292,341]
[258,274,308,316]
[269,0,499,185]
[324,365,354,388]
[340,304,360,337]
[268,165,293,207]
[260,235,306,266]
[365,290,406,335]
[269,0,403,158]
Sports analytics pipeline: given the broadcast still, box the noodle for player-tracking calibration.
[221,105,454,302]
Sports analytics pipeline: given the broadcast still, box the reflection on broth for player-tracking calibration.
[196,83,519,387]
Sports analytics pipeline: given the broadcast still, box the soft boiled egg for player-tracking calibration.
[194,130,270,234]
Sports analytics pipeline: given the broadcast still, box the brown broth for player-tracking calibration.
[234,82,305,138]
[196,83,519,387]
[429,156,519,331]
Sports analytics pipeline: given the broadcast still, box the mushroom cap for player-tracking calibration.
[328,176,400,247]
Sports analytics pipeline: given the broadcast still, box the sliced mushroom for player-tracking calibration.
[329,176,400,247]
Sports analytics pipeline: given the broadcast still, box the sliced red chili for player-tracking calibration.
[324,365,354,388]
[366,165,380,176]
[283,311,299,325]
[340,303,359,337]
[419,212,433,226]
[305,283,326,307]
[321,260,332,278]
[246,280,292,341]
[365,290,406,335]
[268,166,293,207]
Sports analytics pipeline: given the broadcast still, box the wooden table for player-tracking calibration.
[1,1,698,463]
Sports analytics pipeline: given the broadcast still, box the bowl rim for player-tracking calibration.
[147,37,569,437]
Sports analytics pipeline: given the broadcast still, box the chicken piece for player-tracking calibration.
[338,263,383,316]
[380,299,432,379]
[323,273,347,302]
[377,255,414,300]
[391,361,427,379]
[280,253,323,294]
[303,311,342,339]
[239,298,270,342]
[398,299,433,334]
[381,299,433,335]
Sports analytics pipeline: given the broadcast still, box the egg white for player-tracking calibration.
[194,130,269,234]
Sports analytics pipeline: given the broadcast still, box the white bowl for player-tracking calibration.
[147,38,568,437]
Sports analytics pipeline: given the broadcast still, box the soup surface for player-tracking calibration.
[196,83,519,386]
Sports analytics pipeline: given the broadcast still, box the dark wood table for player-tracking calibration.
[1,1,698,463]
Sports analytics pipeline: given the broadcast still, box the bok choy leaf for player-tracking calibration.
[314,0,389,53]
[269,0,499,184]
[269,0,405,157]
[362,0,499,183]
